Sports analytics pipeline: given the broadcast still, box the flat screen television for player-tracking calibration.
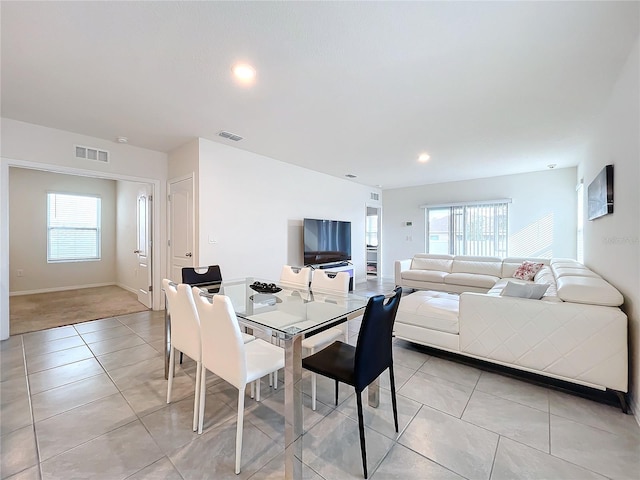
[587,164,614,221]
[303,218,352,265]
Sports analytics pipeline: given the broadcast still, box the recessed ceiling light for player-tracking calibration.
[116,136,128,144]
[345,174,357,178]
[232,63,256,85]
[418,153,430,163]
[547,163,557,169]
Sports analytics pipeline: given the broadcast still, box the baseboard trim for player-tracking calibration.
[10,282,116,296]
[116,283,137,295]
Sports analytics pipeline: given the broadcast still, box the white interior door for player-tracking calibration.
[169,177,194,282]
[136,186,152,308]
[366,206,381,277]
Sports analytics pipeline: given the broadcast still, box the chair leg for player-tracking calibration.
[167,347,175,403]
[256,377,261,402]
[335,379,339,406]
[389,365,399,433]
[250,381,255,399]
[235,387,246,474]
[179,351,183,364]
[311,373,317,410]
[197,367,207,434]
[274,370,278,389]
[356,392,368,479]
[193,360,202,432]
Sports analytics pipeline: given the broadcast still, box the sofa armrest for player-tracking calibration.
[459,292,628,392]
[395,259,412,286]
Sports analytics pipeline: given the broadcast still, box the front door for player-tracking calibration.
[168,176,195,282]
[136,186,152,308]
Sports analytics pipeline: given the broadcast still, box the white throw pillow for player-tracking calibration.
[500,281,550,300]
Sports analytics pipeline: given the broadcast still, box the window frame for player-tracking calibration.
[47,192,102,263]
[423,199,510,257]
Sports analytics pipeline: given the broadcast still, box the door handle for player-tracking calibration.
[185,252,193,257]
[133,250,141,254]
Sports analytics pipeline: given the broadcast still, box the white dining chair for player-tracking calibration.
[192,287,260,395]
[162,279,202,432]
[192,288,256,345]
[193,289,285,474]
[279,265,312,289]
[304,270,350,410]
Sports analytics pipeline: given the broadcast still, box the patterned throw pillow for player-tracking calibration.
[513,261,544,281]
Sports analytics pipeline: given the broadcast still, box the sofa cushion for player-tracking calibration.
[534,271,560,301]
[451,256,502,276]
[513,261,545,281]
[501,281,549,299]
[552,266,601,279]
[550,258,583,267]
[411,254,453,273]
[444,272,499,289]
[402,269,448,283]
[396,290,460,334]
[556,276,624,307]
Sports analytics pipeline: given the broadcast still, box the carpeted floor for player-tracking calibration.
[9,285,150,335]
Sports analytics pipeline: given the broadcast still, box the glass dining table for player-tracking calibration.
[163,277,374,480]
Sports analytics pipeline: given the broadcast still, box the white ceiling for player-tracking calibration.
[1,1,638,189]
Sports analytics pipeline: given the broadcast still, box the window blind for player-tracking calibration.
[47,193,101,262]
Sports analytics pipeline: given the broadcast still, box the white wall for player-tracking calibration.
[382,167,577,277]
[579,37,639,412]
[196,138,381,281]
[0,118,168,340]
[9,168,117,293]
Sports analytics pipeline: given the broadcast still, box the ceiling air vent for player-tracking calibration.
[370,192,380,201]
[75,145,109,163]
[218,131,243,142]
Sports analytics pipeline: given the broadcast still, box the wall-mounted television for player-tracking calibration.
[303,218,351,265]
[587,164,614,221]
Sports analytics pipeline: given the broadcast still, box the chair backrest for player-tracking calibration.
[311,270,349,296]
[279,265,311,289]
[192,288,247,390]
[162,279,201,360]
[353,287,403,392]
[182,265,222,286]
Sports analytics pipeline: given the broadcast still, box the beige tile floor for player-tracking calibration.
[2,285,639,479]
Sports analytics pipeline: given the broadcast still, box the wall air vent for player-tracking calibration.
[370,192,380,201]
[218,131,243,142]
[75,145,109,163]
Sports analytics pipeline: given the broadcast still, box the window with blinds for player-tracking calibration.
[425,201,509,257]
[47,193,101,262]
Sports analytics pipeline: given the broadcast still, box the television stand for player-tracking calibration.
[318,261,349,269]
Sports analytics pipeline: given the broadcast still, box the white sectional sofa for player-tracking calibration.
[393,254,629,408]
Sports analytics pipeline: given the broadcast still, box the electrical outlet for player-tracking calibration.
[16,269,23,277]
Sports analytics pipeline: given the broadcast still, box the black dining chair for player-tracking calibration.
[182,265,222,289]
[302,287,402,479]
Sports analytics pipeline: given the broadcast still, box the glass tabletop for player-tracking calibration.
[197,277,368,337]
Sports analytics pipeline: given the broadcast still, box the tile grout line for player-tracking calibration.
[20,334,45,480]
